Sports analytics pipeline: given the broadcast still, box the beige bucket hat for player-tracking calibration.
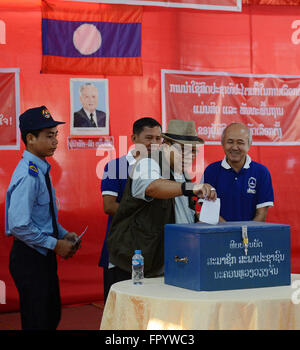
[161,119,204,145]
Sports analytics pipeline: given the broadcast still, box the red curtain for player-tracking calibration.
[1,1,300,312]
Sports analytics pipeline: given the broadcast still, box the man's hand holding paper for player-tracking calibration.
[199,198,221,225]
[187,183,217,201]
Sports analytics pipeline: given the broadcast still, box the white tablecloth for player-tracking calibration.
[100,274,300,330]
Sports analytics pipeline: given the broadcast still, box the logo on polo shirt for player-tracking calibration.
[247,177,256,194]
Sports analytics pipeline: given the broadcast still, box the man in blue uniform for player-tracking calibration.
[99,117,162,302]
[203,123,274,222]
[5,106,80,330]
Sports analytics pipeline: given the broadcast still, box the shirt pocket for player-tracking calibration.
[32,190,51,226]
[37,190,50,206]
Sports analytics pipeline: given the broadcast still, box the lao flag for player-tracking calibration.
[41,0,143,75]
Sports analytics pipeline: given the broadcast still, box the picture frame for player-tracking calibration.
[70,78,109,135]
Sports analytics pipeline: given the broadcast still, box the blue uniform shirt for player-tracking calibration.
[5,150,68,255]
[203,155,274,221]
[99,152,136,268]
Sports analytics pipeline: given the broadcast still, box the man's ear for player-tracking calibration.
[26,133,35,144]
[131,134,136,144]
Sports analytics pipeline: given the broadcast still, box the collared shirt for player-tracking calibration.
[131,157,195,224]
[101,150,136,198]
[99,150,136,268]
[203,155,274,221]
[5,150,68,255]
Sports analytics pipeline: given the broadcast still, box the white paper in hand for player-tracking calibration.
[199,198,220,225]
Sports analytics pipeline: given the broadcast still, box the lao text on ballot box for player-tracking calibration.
[164,221,291,291]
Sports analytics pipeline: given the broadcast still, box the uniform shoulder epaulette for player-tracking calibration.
[28,161,39,177]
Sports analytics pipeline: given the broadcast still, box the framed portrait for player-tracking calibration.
[70,78,109,135]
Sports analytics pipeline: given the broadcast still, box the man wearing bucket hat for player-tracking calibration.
[106,119,216,291]
[5,106,80,330]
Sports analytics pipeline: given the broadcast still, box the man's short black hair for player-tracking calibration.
[21,129,42,146]
[133,117,161,135]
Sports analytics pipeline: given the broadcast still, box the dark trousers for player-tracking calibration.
[103,266,131,303]
[9,240,61,330]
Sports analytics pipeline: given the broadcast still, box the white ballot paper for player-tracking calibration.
[199,198,220,225]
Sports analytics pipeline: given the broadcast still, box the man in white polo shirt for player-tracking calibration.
[106,120,216,288]
[203,122,274,222]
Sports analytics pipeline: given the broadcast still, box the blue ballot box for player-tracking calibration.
[164,221,291,291]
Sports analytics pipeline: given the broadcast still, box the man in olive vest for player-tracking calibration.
[106,120,217,290]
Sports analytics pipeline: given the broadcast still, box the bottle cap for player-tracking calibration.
[134,249,141,254]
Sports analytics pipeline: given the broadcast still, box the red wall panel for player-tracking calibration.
[0,2,300,312]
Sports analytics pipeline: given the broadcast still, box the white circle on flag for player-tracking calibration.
[73,24,102,55]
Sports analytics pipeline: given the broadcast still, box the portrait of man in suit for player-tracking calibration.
[74,83,106,128]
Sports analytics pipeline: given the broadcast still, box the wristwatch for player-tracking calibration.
[181,182,194,197]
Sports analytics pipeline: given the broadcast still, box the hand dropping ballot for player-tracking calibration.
[199,198,220,225]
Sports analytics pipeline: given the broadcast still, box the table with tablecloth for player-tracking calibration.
[100,274,300,330]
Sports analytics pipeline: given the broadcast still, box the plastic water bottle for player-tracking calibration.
[132,250,144,285]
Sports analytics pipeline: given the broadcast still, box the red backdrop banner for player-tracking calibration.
[69,0,242,11]
[0,70,20,150]
[244,0,300,4]
[162,71,300,144]
[1,2,300,313]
